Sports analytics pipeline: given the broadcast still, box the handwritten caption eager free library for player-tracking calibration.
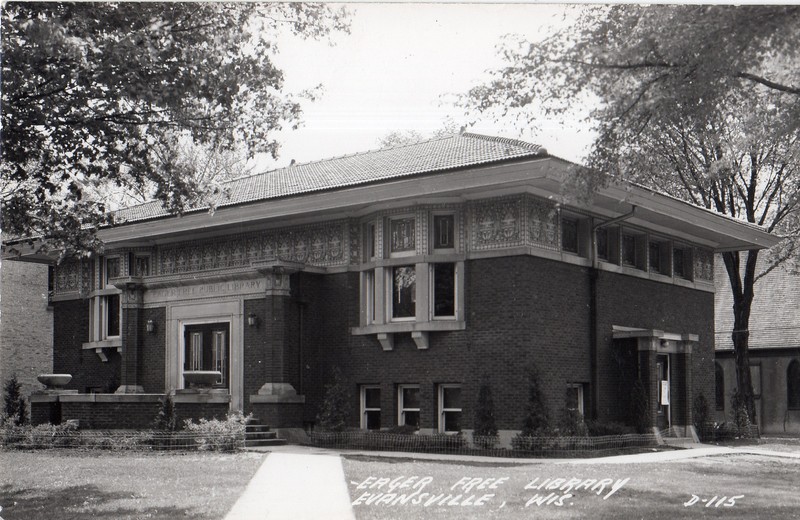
[350,475,630,509]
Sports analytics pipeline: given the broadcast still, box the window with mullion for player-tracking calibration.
[398,385,420,428]
[432,263,455,318]
[391,265,416,320]
[438,384,462,433]
[361,386,381,430]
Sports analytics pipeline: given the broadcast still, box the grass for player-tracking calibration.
[343,452,800,519]
[0,450,265,519]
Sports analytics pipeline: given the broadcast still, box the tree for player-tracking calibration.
[2,2,349,255]
[463,4,800,424]
[317,366,351,432]
[473,376,498,449]
[2,375,28,426]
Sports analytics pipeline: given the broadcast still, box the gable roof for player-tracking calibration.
[715,258,800,350]
[115,132,547,224]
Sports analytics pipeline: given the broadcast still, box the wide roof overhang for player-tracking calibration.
[4,156,780,261]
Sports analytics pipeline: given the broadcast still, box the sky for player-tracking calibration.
[255,3,596,173]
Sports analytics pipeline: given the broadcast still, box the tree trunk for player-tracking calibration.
[722,250,758,423]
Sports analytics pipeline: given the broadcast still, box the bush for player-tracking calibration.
[586,419,635,437]
[317,367,350,432]
[631,379,651,434]
[730,389,756,438]
[24,422,78,449]
[519,365,550,436]
[559,408,589,437]
[2,375,28,426]
[183,411,250,451]
[693,393,712,441]
[473,378,499,449]
[153,393,178,432]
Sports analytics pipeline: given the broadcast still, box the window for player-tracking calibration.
[89,256,122,342]
[432,263,455,318]
[438,384,462,433]
[390,217,415,254]
[566,383,585,416]
[715,363,725,411]
[364,270,376,324]
[184,323,230,389]
[561,217,579,254]
[621,231,645,269]
[596,228,609,260]
[391,265,416,319]
[788,360,800,409]
[673,246,692,280]
[364,222,376,261]
[361,386,381,430]
[433,214,455,250]
[398,385,420,428]
[649,239,671,275]
[132,254,150,277]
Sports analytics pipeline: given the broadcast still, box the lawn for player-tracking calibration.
[343,452,800,520]
[0,450,265,520]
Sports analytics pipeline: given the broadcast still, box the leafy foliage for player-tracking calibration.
[2,375,28,426]
[693,393,712,442]
[517,365,550,437]
[183,410,250,451]
[1,2,349,255]
[631,379,651,434]
[317,366,351,432]
[464,4,800,424]
[473,377,499,449]
[153,393,178,432]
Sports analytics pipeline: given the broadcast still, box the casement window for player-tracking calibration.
[715,363,725,411]
[398,385,420,428]
[595,225,620,264]
[89,256,122,342]
[361,386,381,430]
[621,230,646,270]
[130,253,151,277]
[363,222,376,261]
[389,217,416,255]
[648,239,672,275]
[596,227,609,261]
[438,384,462,433]
[561,217,579,254]
[432,263,456,318]
[391,265,416,319]
[432,214,455,250]
[566,383,586,416]
[673,245,693,280]
[787,360,800,409]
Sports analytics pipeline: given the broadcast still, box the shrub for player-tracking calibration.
[631,379,651,434]
[24,422,78,449]
[693,393,712,441]
[2,375,28,426]
[519,365,550,436]
[586,419,635,437]
[153,392,178,432]
[559,408,589,437]
[730,389,757,438]
[317,366,351,432]
[183,411,250,451]
[473,378,499,449]
[387,424,418,435]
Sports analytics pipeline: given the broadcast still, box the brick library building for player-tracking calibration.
[8,133,778,443]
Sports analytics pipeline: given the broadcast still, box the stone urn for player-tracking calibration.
[37,373,72,390]
[183,370,221,390]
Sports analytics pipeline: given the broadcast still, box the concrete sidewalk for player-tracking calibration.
[224,451,356,520]
[224,443,800,519]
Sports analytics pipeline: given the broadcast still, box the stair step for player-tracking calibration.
[246,431,278,441]
[246,424,273,433]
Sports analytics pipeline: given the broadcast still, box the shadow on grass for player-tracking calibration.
[0,484,194,520]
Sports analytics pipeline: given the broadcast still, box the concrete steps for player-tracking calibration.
[245,418,287,447]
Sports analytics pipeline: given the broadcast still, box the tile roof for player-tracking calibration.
[114,133,547,224]
[715,257,800,350]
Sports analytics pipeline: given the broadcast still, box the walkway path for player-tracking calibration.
[225,443,800,519]
[224,451,355,520]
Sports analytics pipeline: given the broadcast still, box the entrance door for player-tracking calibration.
[184,323,230,389]
[656,354,671,429]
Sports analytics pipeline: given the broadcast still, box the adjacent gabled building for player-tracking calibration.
[715,258,800,434]
[6,133,778,440]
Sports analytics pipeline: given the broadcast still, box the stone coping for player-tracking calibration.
[52,393,230,405]
[250,394,306,404]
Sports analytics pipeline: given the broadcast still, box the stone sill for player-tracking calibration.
[52,393,231,405]
[351,320,465,336]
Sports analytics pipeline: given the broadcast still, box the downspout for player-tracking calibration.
[589,205,636,420]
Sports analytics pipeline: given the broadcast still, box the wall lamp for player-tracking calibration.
[247,313,259,328]
[146,319,156,334]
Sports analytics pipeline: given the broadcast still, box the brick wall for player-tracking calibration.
[53,300,121,392]
[139,307,166,393]
[0,261,53,401]
[297,255,715,433]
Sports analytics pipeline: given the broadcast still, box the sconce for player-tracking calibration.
[247,313,258,328]
[146,319,156,334]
